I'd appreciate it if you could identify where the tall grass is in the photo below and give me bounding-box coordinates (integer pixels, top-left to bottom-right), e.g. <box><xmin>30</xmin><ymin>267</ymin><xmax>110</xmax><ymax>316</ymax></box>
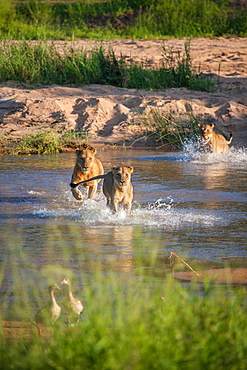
<box><xmin>0</xmin><ymin>40</ymin><xmax>213</xmax><ymax>92</ymax></box>
<box><xmin>132</xmin><ymin>110</ymin><xmax>202</xmax><ymax>148</ymax></box>
<box><xmin>1</xmin><ymin>235</ymin><xmax>247</xmax><ymax>369</ymax></box>
<box><xmin>0</xmin><ymin>0</ymin><xmax>246</xmax><ymax>40</ymax></box>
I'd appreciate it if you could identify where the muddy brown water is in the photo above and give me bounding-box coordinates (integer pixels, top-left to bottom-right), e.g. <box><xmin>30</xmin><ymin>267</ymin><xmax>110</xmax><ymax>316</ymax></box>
<box><xmin>0</xmin><ymin>144</ymin><xmax>247</xmax><ymax>320</ymax></box>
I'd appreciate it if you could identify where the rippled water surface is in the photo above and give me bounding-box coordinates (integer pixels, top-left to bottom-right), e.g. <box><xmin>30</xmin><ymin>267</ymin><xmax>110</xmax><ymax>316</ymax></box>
<box><xmin>1</xmin><ymin>145</ymin><xmax>247</xmax><ymax>318</ymax></box>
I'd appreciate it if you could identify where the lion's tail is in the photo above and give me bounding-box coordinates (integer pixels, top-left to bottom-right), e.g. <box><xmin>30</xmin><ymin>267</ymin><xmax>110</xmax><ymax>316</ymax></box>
<box><xmin>227</xmin><ymin>133</ymin><xmax>233</xmax><ymax>144</ymax></box>
<box><xmin>70</xmin><ymin>174</ymin><xmax>105</xmax><ymax>188</ymax></box>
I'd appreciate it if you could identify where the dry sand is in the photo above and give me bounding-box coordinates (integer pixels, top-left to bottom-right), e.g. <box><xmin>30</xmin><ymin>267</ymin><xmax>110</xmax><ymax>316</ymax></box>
<box><xmin>0</xmin><ymin>37</ymin><xmax>247</xmax><ymax>148</ymax></box>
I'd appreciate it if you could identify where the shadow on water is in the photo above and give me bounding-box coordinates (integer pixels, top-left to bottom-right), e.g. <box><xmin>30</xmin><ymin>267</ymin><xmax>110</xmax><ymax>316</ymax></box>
<box><xmin>0</xmin><ymin>196</ymin><xmax>44</xmax><ymax>204</ymax></box>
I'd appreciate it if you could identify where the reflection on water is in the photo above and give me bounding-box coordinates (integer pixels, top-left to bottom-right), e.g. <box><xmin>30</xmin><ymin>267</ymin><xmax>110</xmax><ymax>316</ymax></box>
<box><xmin>0</xmin><ymin>144</ymin><xmax>247</xmax><ymax>319</ymax></box>
<box><xmin>201</xmin><ymin>162</ymin><xmax>227</xmax><ymax>190</ymax></box>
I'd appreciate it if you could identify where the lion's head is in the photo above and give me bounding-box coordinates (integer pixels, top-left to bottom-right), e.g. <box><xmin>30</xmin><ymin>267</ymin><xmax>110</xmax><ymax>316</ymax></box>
<box><xmin>112</xmin><ymin>166</ymin><xmax>133</xmax><ymax>189</ymax></box>
<box><xmin>76</xmin><ymin>144</ymin><xmax>97</xmax><ymax>174</ymax></box>
<box><xmin>200</xmin><ymin>123</ymin><xmax>214</xmax><ymax>141</ymax></box>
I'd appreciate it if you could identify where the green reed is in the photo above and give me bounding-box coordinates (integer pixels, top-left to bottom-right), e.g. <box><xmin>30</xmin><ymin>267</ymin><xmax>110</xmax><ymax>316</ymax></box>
<box><xmin>0</xmin><ymin>40</ymin><xmax>213</xmax><ymax>91</ymax></box>
<box><xmin>0</xmin><ymin>0</ymin><xmax>246</xmax><ymax>40</ymax></box>
<box><xmin>129</xmin><ymin>108</ymin><xmax>202</xmax><ymax>148</ymax></box>
<box><xmin>0</xmin><ymin>222</ymin><xmax>247</xmax><ymax>369</ymax></box>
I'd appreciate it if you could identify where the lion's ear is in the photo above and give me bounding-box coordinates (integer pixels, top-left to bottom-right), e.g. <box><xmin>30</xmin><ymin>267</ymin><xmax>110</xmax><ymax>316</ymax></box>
<box><xmin>128</xmin><ymin>166</ymin><xmax>133</xmax><ymax>173</ymax></box>
<box><xmin>210</xmin><ymin>123</ymin><xmax>214</xmax><ymax>128</ymax></box>
<box><xmin>112</xmin><ymin>166</ymin><xmax>118</xmax><ymax>173</ymax></box>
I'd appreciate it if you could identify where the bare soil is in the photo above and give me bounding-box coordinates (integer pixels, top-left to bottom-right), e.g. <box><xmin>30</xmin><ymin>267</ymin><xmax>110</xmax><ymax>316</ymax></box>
<box><xmin>0</xmin><ymin>37</ymin><xmax>247</xmax><ymax>150</ymax></box>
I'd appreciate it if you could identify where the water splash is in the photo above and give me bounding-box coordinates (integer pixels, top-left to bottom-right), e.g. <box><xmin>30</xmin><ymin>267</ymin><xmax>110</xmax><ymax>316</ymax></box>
<box><xmin>28</xmin><ymin>190</ymin><xmax>45</xmax><ymax>196</ymax></box>
<box><xmin>181</xmin><ymin>139</ymin><xmax>247</xmax><ymax>164</ymax></box>
<box><xmin>32</xmin><ymin>193</ymin><xmax>222</xmax><ymax>229</ymax></box>
<box><xmin>147</xmin><ymin>197</ymin><xmax>174</xmax><ymax>210</ymax></box>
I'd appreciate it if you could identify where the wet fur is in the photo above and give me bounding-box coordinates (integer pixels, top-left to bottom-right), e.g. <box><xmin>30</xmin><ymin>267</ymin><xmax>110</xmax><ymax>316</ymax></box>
<box><xmin>70</xmin><ymin>143</ymin><xmax>104</xmax><ymax>200</ymax></box>
<box><xmin>70</xmin><ymin>166</ymin><xmax>134</xmax><ymax>212</ymax></box>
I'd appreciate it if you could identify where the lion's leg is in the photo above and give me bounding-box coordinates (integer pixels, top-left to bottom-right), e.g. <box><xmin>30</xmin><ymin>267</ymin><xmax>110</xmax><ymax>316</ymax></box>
<box><xmin>106</xmin><ymin>196</ymin><xmax>117</xmax><ymax>212</ymax></box>
<box><xmin>88</xmin><ymin>183</ymin><xmax>97</xmax><ymax>199</ymax></box>
<box><xmin>222</xmin><ymin>144</ymin><xmax>229</xmax><ymax>153</ymax></box>
<box><xmin>124</xmin><ymin>202</ymin><xmax>132</xmax><ymax>214</ymax></box>
<box><xmin>71</xmin><ymin>186</ymin><xmax>84</xmax><ymax>200</ymax></box>
<box><xmin>111</xmin><ymin>200</ymin><xmax>118</xmax><ymax>213</ymax></box>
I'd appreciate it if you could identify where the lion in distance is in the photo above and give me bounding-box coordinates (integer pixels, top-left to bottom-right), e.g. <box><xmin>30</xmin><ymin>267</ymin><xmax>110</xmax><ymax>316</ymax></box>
<box><xmin>199</xmin><ymin>123</ymin><xmax>232</xmax><ymax>154</ymax></box>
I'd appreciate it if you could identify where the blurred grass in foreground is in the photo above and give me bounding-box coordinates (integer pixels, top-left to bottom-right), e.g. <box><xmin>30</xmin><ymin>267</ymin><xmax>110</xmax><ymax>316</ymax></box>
<box><xmin>0</xmin><ymin>223</ymin><xmax>247</xmax><ymax>369</ymax></box>
<box><xmin>1</xmin><ymin>275</ymin><xmax>247</xmax><ymax>369</ymax></box>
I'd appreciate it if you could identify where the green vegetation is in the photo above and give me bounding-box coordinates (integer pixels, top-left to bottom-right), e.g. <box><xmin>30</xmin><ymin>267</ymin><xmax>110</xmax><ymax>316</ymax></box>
<box><xmin>0</xmin><ymin>40</ymin><xmax>213</xmax><ymax>90</ymax></box>
<box><xmin>0</xmin><ymin>40</ymin><xmax>210</xmax><ymax>154</ymax></box>
<box><xmin>131</xmin><ymin>108</ymin><xmax>202</xmax><ymax>148</ymax></box>
<box><xmin>150</xmin><ymin>112</ymin><xmax>201</xmax><ymax>148</ymax></box>
<box><xmin>1</xmin><ymin>1</ymin><xmax>242</xmax><ymax>153</ymax></box>
<box><xmin>1</xmin><ymin>255</ymin><xmax>247</xmax><ymax>368</ymax></box>
<box><xmin>2</xmin><ymin>284</ymin><xmax>247</xmax><ymax>369</ymax></box>
<box><xmin>0</xmin><ymin>130</ymin><xmax>89</xmax><ymax>155</ymax></box>
<box><xmin>1</xmin><ymin>208</ymin><xmax>247</xmax><ymax>369</ymax></box>
<box><xmin>0</xmin><ymin>0</ymin><xmax>246</xmax><ymax>40</ymax></box>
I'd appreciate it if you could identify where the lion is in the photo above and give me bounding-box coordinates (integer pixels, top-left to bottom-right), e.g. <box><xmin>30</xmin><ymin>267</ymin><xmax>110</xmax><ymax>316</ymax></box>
<box><xmin>70</xmin><ymin>143</ymin><xmax>104</xmax><ymax>200</ymax></box>
<box><xmin>199</xmin><ymin>123</ymin><xmax>232</xmax><ymax>154</ymax></box>
<box><xmin>70</xmin><ymin>166</ymin><xmax>134</xmax><ymax>212</ymax></box>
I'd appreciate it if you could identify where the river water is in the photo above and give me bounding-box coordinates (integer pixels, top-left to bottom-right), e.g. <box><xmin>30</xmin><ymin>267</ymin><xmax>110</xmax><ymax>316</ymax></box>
<box><xmin>0</xmin><ymin>144</ymin><xmax>247</xmax><ymax>319</ymax></box>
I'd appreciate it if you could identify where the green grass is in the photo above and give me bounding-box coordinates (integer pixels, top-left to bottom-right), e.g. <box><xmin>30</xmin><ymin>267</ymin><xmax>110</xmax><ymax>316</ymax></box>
<box><xmin>0</xmin><ymin>0</ymin><xmax>246</xmax><ymax>40</ymax></box>
<box><xmin>1</xmin><ymin>268</ymin><xmax>247</xmax><ymax>369</ymax></box>
<box><xmin>1</xmin><ymin>222</ymin><xmax>247</xmax><ymax>369</ymax></box>
<box><xmin>0</xmin><ymin>40</ymin><xmax>213</xmax><ymax>91</ymax></box>
<box><xmin>131</xmin><ymin>110</ymin><xmax>202</xmax><ymax>148</ymax></box>
<box><xmin>0</xmin><ymin>130</ymin><xmax>89</xmax><ymax>155</ymax></box>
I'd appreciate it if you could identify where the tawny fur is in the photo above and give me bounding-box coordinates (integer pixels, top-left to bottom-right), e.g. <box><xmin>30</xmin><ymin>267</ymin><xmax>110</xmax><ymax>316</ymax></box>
<box><xmin>70</xmin><ymin>166</ymin><xmax>134</xmax><ymax>212</ymax></box>
<box><xmin>70</xmin><ymin>143</ymin><xmax>104</xmax><ymax>200</ymax></box>
<box><xmin>200</xmin><ymin>123</ymin><xmax>232</xmax><ymax>154</ymax></box>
